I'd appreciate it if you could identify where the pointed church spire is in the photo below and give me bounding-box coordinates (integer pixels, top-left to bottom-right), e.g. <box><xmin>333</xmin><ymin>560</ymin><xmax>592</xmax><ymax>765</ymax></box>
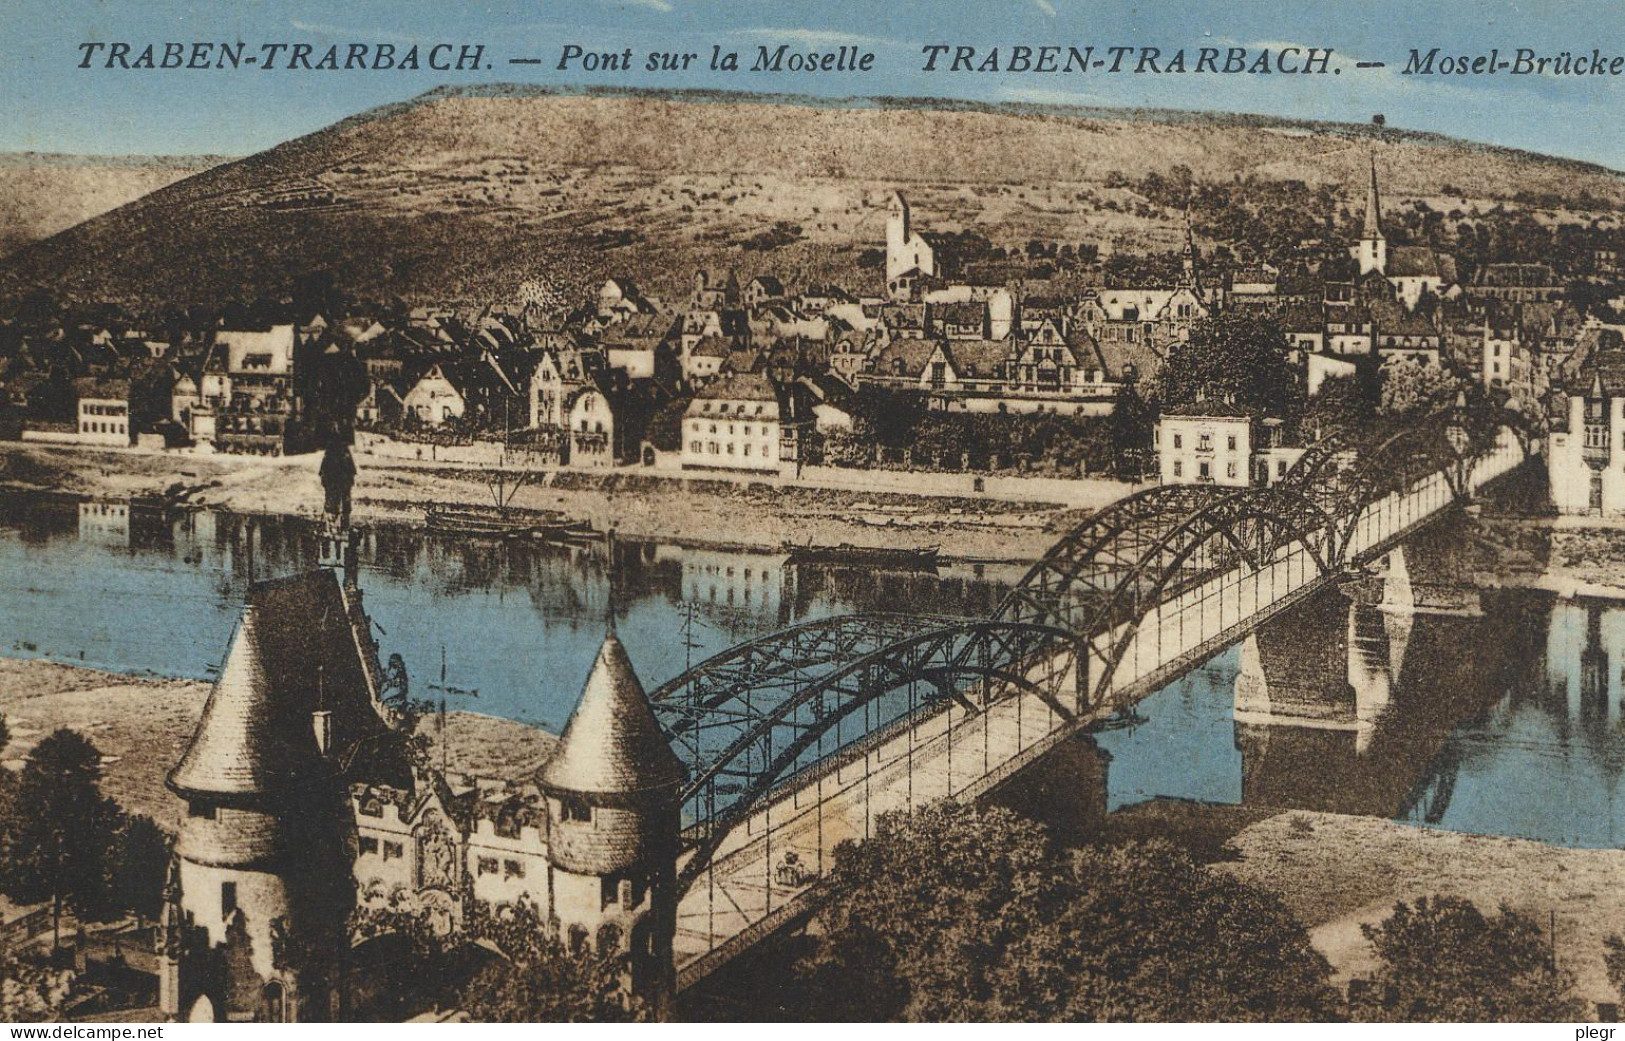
<box><xmin>604</xmin><ymin>527</ymin><xmax>618</xmax><ymax>637</ymax></box>
<box><xmin>1181</xmin><ymin>197</ymin><xmax>1201</xmax><ymax>295</ymax></box>
<box><xmin>1363</xmin><ymin>152</ymin><xmax>1384</xmax><ymax>241</ymax></box>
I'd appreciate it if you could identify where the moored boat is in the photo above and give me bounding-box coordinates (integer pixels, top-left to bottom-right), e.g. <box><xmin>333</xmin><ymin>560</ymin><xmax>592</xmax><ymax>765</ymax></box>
<box><xmin>783</xmin><ymin>542</ymin><xmax>939</xmax><ymax>571</ymax></box>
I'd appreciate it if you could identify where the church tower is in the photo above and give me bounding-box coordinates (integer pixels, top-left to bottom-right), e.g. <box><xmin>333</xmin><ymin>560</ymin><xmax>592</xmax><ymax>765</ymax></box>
<box><xmin>1180</xmin><ymin>202</ymin><xmax>1203</xmax><ymax>297</ymax></box>
<box><xmin>159</xmin><ymin>602</ymin><xmax>355</xmax><ymax>1022</ymax></box>
<box><xmin>1358</xmin><ymin>153</ymin><xmax>1388</xmax><ymax>276</ymax></box>
<box><xmin>885</xmin><ymin>190</ymin><xmax>935</xmax><ymax>301</ymax></box>
<box><xmin>540</xmin><ymin>631</ymin><xmax>686</xmax><ymax>1019</ymax></box>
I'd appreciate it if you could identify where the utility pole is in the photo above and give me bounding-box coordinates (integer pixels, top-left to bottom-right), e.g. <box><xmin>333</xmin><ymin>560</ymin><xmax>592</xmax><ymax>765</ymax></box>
<box><xmin>426</xmin><ymin>644</ymin><xmax>478</xmax><ymax>777</ymax></box>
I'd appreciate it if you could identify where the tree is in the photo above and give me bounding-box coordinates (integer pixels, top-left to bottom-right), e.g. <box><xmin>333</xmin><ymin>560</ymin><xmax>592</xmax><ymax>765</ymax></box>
<box><xmin>0</xmin><ymin>730</ymin><xmax>123</xmax><ymax>944</ymax></box>
<box><xmin>1158</xmin><ymin>314</ymin><xmax>1297</xmax><ymax>414</ymax></box>
<box><xmin>1352</xmin><ymin>896</ymin><xmax>1585</xmax><ymax>1022</ymax></box>
<box><xmin>1380</xmin><ymin>358</ymin><xmax>1463</xmax><ymax>417</ymax></box>
<box><xmin>1603</xmin><ymin>934</ymin><xmax>1625</xmax><ymax>1010</ymax></box>
<box><xmin>458</xmin><ymin>901</ymin><xmax>644</xmax><ymax>1023</ymax></box>
<box><xmin>789</xmin><ymin>802</ymin><xmax>1338</xmax><ymax>1022</ymax></box>
<box><xmin>111</xmin><ymin>815</ymin><xmax>171</xmax><ymax>923</ymax></box>
<box><xmin>1108</xmin><ymin>383</ymin><xmax>1154</xmax><ymax>479</ymax></box>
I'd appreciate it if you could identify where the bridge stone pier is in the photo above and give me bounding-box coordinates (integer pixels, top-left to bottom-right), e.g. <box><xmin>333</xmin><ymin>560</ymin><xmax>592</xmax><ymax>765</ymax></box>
<box><xmin>1379</xmin><ymin>507</ymin><xmax>1483</xmax><ymax>616</ymax></box>
<box><xmin>986</xmin><ymin>734</ymin><xmax>1111</xmax><ymax>846</ymax></box>
<box><xmin>1233</xmin><ymin>587</ymin><xmax>1361</xmax><ymax>731</ymax></box>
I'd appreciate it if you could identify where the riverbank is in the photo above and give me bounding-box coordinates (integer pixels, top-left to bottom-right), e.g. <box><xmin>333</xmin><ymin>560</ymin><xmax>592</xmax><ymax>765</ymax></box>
<box><xmin>0</xmin><ymin>442</ymin><xmax>1095</xmax><ymax>563</ymax></box>
<box><xmin>1110</xmin><ymin>800</ymin><xmax>1625</xmax><ymax>1006</ymax></box>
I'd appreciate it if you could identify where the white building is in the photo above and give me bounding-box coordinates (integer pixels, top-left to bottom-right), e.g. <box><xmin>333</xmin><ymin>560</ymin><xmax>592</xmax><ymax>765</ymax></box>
<box><xmin>73</xmin><ymin>377</ymin><xmax>132</xmax><ymax>446</ymax></box>
<box><xmin>681</xmin><ymin>371</ymin><xmax>795</xmax><ymax>475</ymax></box>
<box><xmin>401</xmin><ymin>364</ymin><xmax>467</xmax><ymax>425</ymax></box>
<box><xmin>885</xmin><ymin>191</ymin><xmax>935</xmax><ymax>301</ymax></box>
<box><xmin>1156</xmin><ymin>401</ymin><xmax>1252</xmax><ymax>487</ymax></box>
<box><xmin>1549</xmin><ymin>361</ymin><xmax>1625</xmax><ymax>516</ymax></box>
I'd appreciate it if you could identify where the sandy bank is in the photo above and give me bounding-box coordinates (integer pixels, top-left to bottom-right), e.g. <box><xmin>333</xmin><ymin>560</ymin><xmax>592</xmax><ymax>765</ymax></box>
<box><xmin>0</xmin><ymin>443</ymin><xmax>1080</xmax><ymax>563</ymax></box>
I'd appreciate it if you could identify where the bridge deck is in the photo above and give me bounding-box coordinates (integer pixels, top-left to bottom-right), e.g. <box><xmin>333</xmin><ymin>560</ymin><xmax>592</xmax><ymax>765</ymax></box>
<box><xmin>673</xmin><ymin>432</ymin><xmax>1528</xmax><ymax>989</ymax></box>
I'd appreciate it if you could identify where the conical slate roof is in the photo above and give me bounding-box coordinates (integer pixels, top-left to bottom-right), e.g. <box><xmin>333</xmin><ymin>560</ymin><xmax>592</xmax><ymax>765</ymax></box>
<box><xmin>539</xmin><ymin>635</ymin><xmax>685</xmax><ymax>797</ymax></box>
<box><xmin>168</xmin><ymin>605</ymin><xmax>301</xmax><ymax>797</ymax></box>
<box><xmin>1363</xmin><ymin>154</ymin><xmax>1384</xmax><ymax>240</ymax></box>
<box><xmin>168</xmin><ymin>569</ymin><xmax>399</xmax><ymax>799</ymax></box>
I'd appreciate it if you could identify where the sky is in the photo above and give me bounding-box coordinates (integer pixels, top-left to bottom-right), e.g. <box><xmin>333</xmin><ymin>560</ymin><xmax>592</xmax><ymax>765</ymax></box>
<box><xmin>2</xmin><ymin>0</ymin><xmax>1624</xmax><ymax>168</ymax></box>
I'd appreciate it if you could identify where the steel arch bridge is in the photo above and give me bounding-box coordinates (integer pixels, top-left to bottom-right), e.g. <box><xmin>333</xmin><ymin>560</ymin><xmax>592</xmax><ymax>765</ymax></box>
<box><xmin>650</xmin><ymin>401</ymin><xmax>1529</xmax><ymax>890</ymax></box>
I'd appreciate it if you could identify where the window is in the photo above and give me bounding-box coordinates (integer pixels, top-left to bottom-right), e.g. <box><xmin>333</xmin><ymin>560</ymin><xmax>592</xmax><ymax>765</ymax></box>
<box><xmin>1197</xmin><ymin>433</ymin><xmax>1212</xmax><ymax>452</ymax></box>
<box><xmin>504</xmin><ymin>859</ymin><xmax>524</xmax><ymax>880</ymax></box>
<box><xmin>1227</xmin><ymin>435</ymin><xmax>1237</xmax><ymax>451</ymax></box>
<box><xmin>690</xmin><ymin>441</ymin><xmax>701</xmax><ymax>454</ymax></box>
<box><xmin>560</xmin><ymin>795</ymin><xmax>592</xmax><ymax>823</ymax></box>
<box><xmin>1172</xmin><ymin>433</ymin><xmax>1182</xmax><ymax>450</ymax></box>
<box><xmin>383</xmin><ymin>841</ymin><xmax>404</xmax><ymax>860</ymax></box>
<box><xmin>1173</xmin><ymin>460</ymin><xmax>1183</xmax><ymax>478</ymax></box>
<box><xmin>744</xmin><ymin>444</ymin><xmax>753</xmax><ymax>457</ymax></box>
<box><xmin>221</xmin><ymin>882</ymin><xmax>237</xmax><ymax>915</ymax></box>
<box><xmin>359</xmin><ymin>836</ymin><xmax>379</xmax><ymax>855</ymax></box>
<box><xmin>478</xmin><ymin>857</ymin><xmax>498</xmax><ymax>876</ymax></box>
<box><xmin>1199</xmin><ymin>461</ymin><xmax>1212</xmax><ymax>480</ymax></box>
<box><xmin>1227</xmin><ymin>462</ymin><xmax>1238</xmax><ymax>480</ymax></box>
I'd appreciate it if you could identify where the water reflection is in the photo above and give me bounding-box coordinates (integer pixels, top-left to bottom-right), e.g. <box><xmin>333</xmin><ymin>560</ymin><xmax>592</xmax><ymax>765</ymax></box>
<box><xmin>1096</xmin><ymin>588</ymin><xmax>1625</xmax><ymax>848</ymax></box>
<box><xmin>0</xmin><ymin>494</ymin><xmax>1021</xmax><ymax>731</ymax></box>
<box><xmin>11</xmin><ymin>493</ymin><xmax>1625</xmax><ymax>847</ymax></box>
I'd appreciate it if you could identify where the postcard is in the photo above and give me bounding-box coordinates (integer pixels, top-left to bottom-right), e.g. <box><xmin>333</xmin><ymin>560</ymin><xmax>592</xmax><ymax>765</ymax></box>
<box><xmin>0</xmin><ymin>0</ymin><xmax>1622</xmax><ymax>1027</ymax></box>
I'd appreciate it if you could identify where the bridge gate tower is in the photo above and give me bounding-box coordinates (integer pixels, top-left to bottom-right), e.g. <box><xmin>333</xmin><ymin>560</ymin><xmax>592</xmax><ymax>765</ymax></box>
<box><xmin>539</xmin><ymin>630</ymin><xmax>687</xmax><ymax>1019</ymax></box>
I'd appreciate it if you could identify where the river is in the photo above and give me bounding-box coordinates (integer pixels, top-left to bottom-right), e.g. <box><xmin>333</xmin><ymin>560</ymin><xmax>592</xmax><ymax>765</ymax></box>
<box><xmin>3</xmin><ymin>495</ymin><xmax>1622</xmax><ymax>848</ymax></box>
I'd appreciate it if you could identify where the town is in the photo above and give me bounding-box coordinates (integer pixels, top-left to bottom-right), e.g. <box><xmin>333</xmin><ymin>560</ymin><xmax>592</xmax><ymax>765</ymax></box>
<box><xmin>1</xmin><ymin>157</ymin><xmax>1622</xmax><ymax>517</ymax></box>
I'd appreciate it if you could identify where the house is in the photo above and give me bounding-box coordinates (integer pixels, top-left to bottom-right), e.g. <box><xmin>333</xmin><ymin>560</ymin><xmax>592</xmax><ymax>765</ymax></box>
<box><xmin>355</xmin><ymin>380</ymin><xmax>404</xmax><ymax>427</ymax></box>
<box><xmin>530</xmin><ymin>347</ymin><xmax>604</xmax><ymax>430</ymax></box>
<box><xmin>1480</xmin><ymin>315</ymin><xmax>1532</xmax><ymax>396</ymax></box>
<box><xmin>1471</xmin><ymin>263</ymin><xmax>1565</xmax><ymax>304</ymax></box>
<box><xmin>401</xmin><ymin>363</ymin><xmax>468</xmax><ymax>426</ymax></box>
<box><xmin>685</xmin><ymin>336</ymin><xmax>733</xmax><ymax>382</ymax></box>
<box><xmin>743</xmin><ymin>275</ymin><xmax>785</xmax><ymax>310</ymax></box>
<box><xmin>199</xmin><ymin>325</ymin><xmax>305</xmax><ymax>454</ymax></box>
<box><xmin>567</xmin><ymin>372</ymin><xmax>662</xmax><ymax>468</ymax></box>
<box><xmin>1156</xmin><ymin>397</ymin><xmax>1253</xmax><ymax>487</ymax></box>
<box><xmin>691</xmin><ymin>270</ymin><xmax>740</xmax><ymax>311</ymax></box>
<box><xmin>171</xmin><ymin>373</ymin><xmax>200</xmax><ymax>425</ymax></box>
<box><xmin>604</xmin><ymin>314</ymin><xmax>678</xmax><ymax>381</ymax></box>
<box><xmin>72</xmin><ymin>377</ymin><xmax>132</xmax><ymax>446</ymax></box>
<box><xmin>1548</xmin><ymin>348</ymin><xmax>1625</xmax><ymax>516</ymax></box>
<box><xmin>929</xmin><ymin>300</ymin><xmax>988</xmax><ymax>340</ymax></box>
<box><xmin>862</xmin><ymin>338</ymin><xmax>941</xmax><ymax>390</ymax></box>
<box><xmin>1227</xmin><ymin>264</ymin><xmax>1281</xmax><ymax>309</ymax></box>
<box><xmin>680</xmin><ymin>371</ymin><xmax>805</xmax><ymax>475</ymax></box>
<box><xmin>1306</xmin><ymin>352</ymin><xmax>1360</xmax><ymax>397</ymax></box>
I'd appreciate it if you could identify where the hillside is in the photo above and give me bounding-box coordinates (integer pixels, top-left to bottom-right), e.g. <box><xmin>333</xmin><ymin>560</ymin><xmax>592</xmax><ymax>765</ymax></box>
<box><xmin>0</xmin><ymin>153</ymin><xmax>226</xmax><ymax>258</ymax></box>
<box><xmin>2</xmin><ymin>86</ymin><xmax>1622</xmax><ymax>310</ymax></box>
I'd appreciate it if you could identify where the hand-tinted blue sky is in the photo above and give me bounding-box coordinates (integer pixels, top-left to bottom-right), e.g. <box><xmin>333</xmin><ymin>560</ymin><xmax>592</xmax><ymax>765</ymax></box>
<box><xmin>3</xmin><ymin>0</ymin><xmax>1622</xmax><ymax>169</ymax></box>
